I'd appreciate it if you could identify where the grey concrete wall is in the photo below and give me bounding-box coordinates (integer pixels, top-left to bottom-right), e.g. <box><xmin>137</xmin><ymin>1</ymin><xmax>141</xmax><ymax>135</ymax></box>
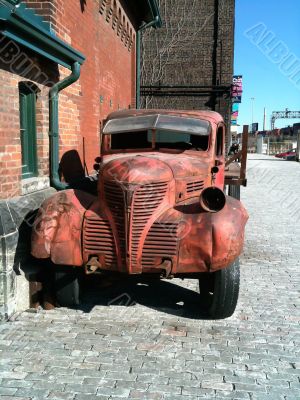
<box><xmin>0</xmin><ymin>188</ymin><xmax>55</xmax><ymax>320</ymax></box>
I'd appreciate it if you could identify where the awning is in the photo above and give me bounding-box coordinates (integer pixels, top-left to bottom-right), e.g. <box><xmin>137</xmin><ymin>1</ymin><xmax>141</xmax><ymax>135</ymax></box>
<box><xmin>0</xmin><ymin>0</ymin><xmax>85</xmax><ymax>69</ymax></box>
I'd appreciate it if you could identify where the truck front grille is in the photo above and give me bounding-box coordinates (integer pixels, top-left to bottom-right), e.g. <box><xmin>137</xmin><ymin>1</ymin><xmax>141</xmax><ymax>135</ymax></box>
<box><xmin>83</xmin><ymin>216</ymin><xmax>117</xmax><ymax>267</ymax></box>
<box><xmin>103</xmin><ymin>180</ymin><xmax>168</xmax><ymax>270</ymax></box>
<box><xmin>186</xmin><ymin>180</ymin><xmax>204</xmax><ymax>193</ymax></box>
<box><xmin>104</xmin><ymin>181</ymin><xmax>126</xmax><ymax>264</ymax></box>
<box><xmin>131</xmin><ymin>182</ymin><xmax>168</xmax><ymax>267</ymax></box>
<box><xmin>142</xmin><ymin>222</ymin><xmax>179</xmax><ymax>268</ymax></box>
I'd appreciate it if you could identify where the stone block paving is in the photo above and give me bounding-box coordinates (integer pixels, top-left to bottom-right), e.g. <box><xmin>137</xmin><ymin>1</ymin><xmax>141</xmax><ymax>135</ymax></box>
<box><xmin>0</xmin><ymin>155</ymin><xmax>299</xmax><ymax>399</ymax></box>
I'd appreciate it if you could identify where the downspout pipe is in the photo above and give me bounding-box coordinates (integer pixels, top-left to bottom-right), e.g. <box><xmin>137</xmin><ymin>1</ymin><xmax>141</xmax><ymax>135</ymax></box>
<box><xmin>49</xmin><ymin>62</ymin><xmax>81</xmax><ymax>190</ymax></box>
<box><xmin>136</xmin><ymin>16</ymin><xmax>160</xmax><ymax>109</ymax></box>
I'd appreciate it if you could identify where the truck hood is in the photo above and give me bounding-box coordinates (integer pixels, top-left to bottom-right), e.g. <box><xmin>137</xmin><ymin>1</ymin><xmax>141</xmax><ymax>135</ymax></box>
<box><xmin>101</xmin><ymin>152</ymin><xmax>211</xmax><ymax>183</ymax></box>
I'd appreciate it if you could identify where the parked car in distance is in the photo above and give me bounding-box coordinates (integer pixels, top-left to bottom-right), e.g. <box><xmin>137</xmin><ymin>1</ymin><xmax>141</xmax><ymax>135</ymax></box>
<box><xmin>275</xmin><ymin>148</ymin><xmax>296</xmax><ymax>159</ymax></box>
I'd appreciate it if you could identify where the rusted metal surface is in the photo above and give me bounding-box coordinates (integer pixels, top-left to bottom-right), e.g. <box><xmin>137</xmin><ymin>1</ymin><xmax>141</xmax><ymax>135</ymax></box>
<box><xmin>176</xmin><ymin>196</ymin><xmax>248</xmax><ymax>273</ymax></box>
<box><xmin>32</xmin><ymin>109</ymin><xmax>248</xmax><ymax>278</ymax></box>
<box><xmin>31</xmin><ymin>189</ymin><xmax>96</xmax><ymax>265</ymax></box>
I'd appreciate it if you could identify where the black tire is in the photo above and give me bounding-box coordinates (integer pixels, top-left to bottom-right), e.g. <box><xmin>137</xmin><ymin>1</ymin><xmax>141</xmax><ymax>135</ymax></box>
<box><xmin>55</xmin><ymin>269</ymin><xmax>81</xmax><ymax>307</ymax></box>
<box><xmin>228</xmin><ymin>184</ymin><xmax>240</xmax><ymax>200</ymax></box>
<box><xmin>199</xmin><ymin>259</ymin><xmax>240</xmax><ymax>319</ymax></box>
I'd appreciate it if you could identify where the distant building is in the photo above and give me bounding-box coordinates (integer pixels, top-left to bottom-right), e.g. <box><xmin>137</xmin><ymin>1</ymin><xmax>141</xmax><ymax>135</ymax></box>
<box><xmin>140</xmin><ymin>0</ymin><xmax>235</xmax><ymax>145</ymax></box>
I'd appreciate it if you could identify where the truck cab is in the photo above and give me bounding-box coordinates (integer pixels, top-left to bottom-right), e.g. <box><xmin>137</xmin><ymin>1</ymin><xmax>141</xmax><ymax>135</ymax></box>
<box><xmin>32</xmin><ymin>109</ymin><xmax>248</xmax><ymax>318</ymax></box>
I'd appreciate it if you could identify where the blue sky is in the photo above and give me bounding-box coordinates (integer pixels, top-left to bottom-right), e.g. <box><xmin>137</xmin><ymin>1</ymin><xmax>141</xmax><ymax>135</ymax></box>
<box><xmin>235</xmin><ymin>0</ymin><xmax>300</xmax><ymax>131</ymax></box>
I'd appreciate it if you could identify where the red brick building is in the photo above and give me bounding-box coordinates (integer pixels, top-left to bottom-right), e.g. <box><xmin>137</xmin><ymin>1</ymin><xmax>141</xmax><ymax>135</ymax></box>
<box><xmin>0</xmin><ymin>0</ymin><xmax>161</xmax><ymax>319</ymax></box>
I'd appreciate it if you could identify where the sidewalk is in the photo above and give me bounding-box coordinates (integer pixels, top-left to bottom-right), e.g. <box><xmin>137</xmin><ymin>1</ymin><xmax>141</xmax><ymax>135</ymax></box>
<box><xmin>0</xmin><ymin>154</ymin><xmax>299</xmax><ymax>400</ymax></box>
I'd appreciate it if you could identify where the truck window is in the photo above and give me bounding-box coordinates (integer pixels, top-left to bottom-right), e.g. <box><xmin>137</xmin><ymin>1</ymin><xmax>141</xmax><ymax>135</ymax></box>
<box><xmin>103</xmin><ymin>114</ymin><xmax>211</xmax><ymax>152</ymax></box>
<box><xmin>111</xmin><ymin>131</ymin><xmax>150</xmax><ymax>150</ymax></box>
<box><xmin>149</xmin><ymin>130</ymin><xmax>209</xmax><ymax>151</ymax></box>
<box><xmin>108</xmin><ymin>130</ymin><xmax>209</xmax><ymax>151</ymax></box>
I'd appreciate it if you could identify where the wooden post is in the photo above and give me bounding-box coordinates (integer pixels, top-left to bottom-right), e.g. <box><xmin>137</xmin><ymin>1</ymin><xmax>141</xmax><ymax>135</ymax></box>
<box><xmin>240</xmin><ymin>125</ymin><xmax>248</xmax><ymax>183</ymax></box>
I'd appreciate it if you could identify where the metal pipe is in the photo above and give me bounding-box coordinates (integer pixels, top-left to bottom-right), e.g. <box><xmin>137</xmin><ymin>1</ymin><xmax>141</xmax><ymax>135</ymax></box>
<box><xmin>49</xmin><ymin>62</ymin><xmax>81</xmax><ymax>190</ymax></box>
<box><xmin>199</xmin><ymin>187</ymin><xmax>226</xmax><ymax>213</ymax></box>
<box><xmin>141</xmin><ymin>85</ymin><xmax>231</xmax><ymax>89</ymax></box>
<box><xmin>136</xmin><ymin>16</ymin><xmax>160</xmax><ymax>109</ymax></box>
<box><xmin>136</xmin><ymin>29</ymin><xmax>141</xmax><ymax>109</ymax></box>
<box><xmin>140</xmin><ymin>92</ymin><xmax>229</xmax><ymax>97</ymax></box>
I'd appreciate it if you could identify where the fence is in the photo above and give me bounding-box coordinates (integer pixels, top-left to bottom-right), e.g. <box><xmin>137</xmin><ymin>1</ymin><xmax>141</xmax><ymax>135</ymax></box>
<box><xmin>267</xmin><ymin>141</ymin><xmax>296</xmax><ymax>155</ymax></box>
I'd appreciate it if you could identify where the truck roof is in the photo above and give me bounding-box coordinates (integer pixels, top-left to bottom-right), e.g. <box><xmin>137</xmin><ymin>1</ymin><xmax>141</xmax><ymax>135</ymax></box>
<box><xmin>106</xmin><ymin>109</ymin><xmax>224</xmax><ymax>125</ymax></box>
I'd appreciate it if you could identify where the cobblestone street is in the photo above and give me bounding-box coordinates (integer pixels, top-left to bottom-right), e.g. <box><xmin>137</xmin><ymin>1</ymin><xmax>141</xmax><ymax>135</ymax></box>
<box><xmin>0</xmin><ymin>154</ymin><xmax>299</xmax><ymax>400</ymax></box>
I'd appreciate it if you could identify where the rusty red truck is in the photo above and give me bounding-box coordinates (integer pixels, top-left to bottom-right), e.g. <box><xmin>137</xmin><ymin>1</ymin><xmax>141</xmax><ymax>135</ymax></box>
<box><xmin>31</xmin><ymin>109</ymin><xmax>248</xmax><ymax>318</ymax></box>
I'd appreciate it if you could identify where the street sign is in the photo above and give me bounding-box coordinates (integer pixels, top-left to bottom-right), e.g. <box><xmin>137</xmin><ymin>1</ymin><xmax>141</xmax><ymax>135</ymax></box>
<box><xmin>232</xmin><ymin>75</ymin><xmax>243</xmax><ymax>103</ymax></box>
<box><xmin>250</xmin><ymin>123</ymin><xmax>258</xmax><ymax>133</ymax></box>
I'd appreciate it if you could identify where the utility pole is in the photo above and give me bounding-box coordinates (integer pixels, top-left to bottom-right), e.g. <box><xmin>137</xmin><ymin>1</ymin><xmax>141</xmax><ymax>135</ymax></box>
<box><xmin>263</xmin><ymin>107</ymin><xmax>267</xmax><ymax>131</ymax></box>
<box><xmin>250</xmin><ymin>97</ymin><xmax>255</xmax><ymax>127</ymax></box>
<box><xmin>263</xmin><ymin>107</ymin><xmax>269</xmax><ymax>154</ymax></box>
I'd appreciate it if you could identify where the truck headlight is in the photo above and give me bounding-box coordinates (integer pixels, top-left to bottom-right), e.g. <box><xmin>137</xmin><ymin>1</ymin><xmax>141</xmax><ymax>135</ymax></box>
<box><xmin>199</xmin><ymin>187</ymin><xmax>226</xmax><ymax>213</ymax></box>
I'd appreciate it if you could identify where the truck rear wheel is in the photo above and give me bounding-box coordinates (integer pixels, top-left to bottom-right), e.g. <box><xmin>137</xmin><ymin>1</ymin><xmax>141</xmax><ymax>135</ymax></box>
<box><xmin>198</xmin><ymin>259</ymin><xmax>240</xmax><ymax>319</ymax></box>
<box><xmin>55</xmin><ymin>268</ymin><xmax>81</xmax><ymax>307</ymax></box>
<box><xmin>228</xmin><ymin>184</ymin><xmax>240</xmax><ymax>200</ymax></box>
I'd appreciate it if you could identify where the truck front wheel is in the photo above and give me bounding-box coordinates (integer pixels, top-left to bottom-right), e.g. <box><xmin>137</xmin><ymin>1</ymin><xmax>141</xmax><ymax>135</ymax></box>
<box><xmin>198</xmin><ymin>259</ymin><xmax>240</xmax><ymax>319</ymax></box>
<box><xmin>55</xmin><ymin>268</ymin><xmax>81</xmax><ymax>307</ymax></box>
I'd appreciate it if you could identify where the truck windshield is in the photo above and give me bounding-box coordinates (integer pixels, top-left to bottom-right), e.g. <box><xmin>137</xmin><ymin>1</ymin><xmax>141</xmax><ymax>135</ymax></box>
<box><xmin>103</xmin><ymin>114</ymin><xmax>210</xmax><ymax>151</ymax></box>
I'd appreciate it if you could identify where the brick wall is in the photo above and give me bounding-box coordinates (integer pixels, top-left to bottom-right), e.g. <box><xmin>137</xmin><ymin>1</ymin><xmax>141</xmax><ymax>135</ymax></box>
<box><xmin>55</xmin><ymin>0</ymin><xmax>136</xmax><ymax>172</ymax></box>
<box><xmin>0</xmin><ymin>66</ymin><xmax>22</xmax><ymax>198</ymax></box>
<box><xmin>0</xmin><ymin>0</ymin><xmax>137</xmax><ymax>199</ymax></box>
<box><xmin>141</xmin><ymin>0</ymin><xmax>235</xmax><ymax>136</ymax></box>
<box><xmin>0</xmin><ymin>42</ymin><xmax>57</xmax><ymax>199</ymax></box>
<box><xmin>24</xmin><ymin>0</ymin><xmax>137</xmax><ymax>174</ymax></box>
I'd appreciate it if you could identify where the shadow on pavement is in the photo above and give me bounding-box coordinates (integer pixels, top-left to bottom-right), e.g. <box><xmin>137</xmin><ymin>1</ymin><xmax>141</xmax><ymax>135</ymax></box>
<box><xmin>78</xmin><ymin>275</ymin><xmax>212</xmax><ymax>320</ymax></box>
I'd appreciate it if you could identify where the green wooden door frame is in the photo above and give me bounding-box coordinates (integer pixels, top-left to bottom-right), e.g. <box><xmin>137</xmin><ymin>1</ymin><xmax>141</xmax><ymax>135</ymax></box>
<box><xmin>19</xmin><ymin>82</ymin><xmax>38</xmax><ymax>179</ymax></box>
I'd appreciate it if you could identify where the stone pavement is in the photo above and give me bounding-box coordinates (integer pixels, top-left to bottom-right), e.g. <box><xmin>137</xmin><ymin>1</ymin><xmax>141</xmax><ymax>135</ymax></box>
<box><xmin>0</xmin><ymin>154</ymin><xmax>299</xmax><ymax>400</ymax></box>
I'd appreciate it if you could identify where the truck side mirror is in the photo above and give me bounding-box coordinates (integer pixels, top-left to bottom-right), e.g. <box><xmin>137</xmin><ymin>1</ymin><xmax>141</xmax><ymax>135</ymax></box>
<box><xmin>94</xmin><ymin>156</ymin><xmax>103</xmax><ymax>173</ymax></box>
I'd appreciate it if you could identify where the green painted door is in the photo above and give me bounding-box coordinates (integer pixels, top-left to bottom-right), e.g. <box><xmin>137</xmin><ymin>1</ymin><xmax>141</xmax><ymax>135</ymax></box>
<box><xmin>19</xmin><ymin>83</ymin><xmax>38</xmax><ymax>179</ymax></box>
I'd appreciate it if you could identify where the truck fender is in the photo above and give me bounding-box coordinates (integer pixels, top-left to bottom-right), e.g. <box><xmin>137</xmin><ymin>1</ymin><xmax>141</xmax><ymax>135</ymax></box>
<box><xmin>177</xmin><ymin>196</ymin><xmax>248</xmax><ymax>273</ymax></box>
<box><xmin>31</xmin><ymin>189</ymin><xmax>96</xmax><ymax>266</ymax></box>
